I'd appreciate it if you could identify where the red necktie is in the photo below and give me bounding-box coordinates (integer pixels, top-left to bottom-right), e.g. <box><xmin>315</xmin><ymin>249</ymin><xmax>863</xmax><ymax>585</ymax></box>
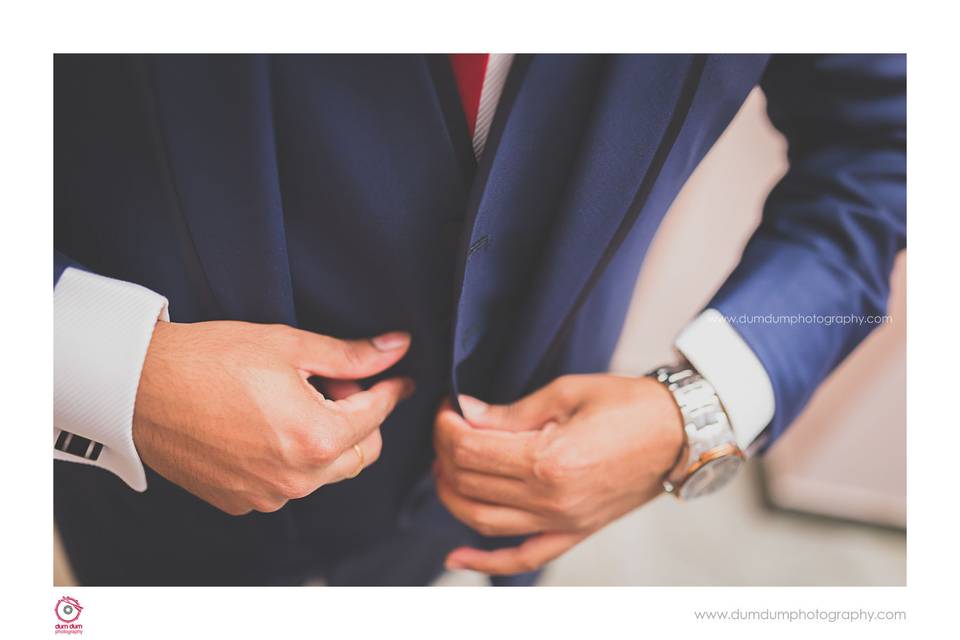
<box><xmin>448</xmin><ymin>54</ymin><xmax>490</xmax><ymax>139</ymax></box>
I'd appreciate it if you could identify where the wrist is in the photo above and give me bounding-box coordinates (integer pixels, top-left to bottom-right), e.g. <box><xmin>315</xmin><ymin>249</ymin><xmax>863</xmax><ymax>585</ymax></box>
<box><xmin>632</xmin><ymin>376</ymin><xmax>686</xmax><ymax>476</ymax></box>
<box><xmin>132</xmin><ymin>320</ymin><xmax>178</xmax><ymax>453</ymax></box>
<box><xmin>648</xmin><ymin>376</ymin><xmax>687</xmax><ymax>478</ymax></box>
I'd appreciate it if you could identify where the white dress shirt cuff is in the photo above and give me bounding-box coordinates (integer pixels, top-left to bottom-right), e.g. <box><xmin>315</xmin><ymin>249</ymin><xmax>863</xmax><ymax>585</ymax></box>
<box><xmin>54</xmin><ymin>267</ymin><xmax>169</xmax><ymax>491</ymax></box>
<box><xmin>674</xmin><ymin>308</ymin><xmax>775</xmax><ymax>451</ymax></box>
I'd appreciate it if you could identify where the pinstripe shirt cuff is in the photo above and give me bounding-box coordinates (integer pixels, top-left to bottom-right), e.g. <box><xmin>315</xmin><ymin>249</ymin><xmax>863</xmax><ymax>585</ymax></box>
<box><xmin>54</xmin><ymin>267</ymin><xmax>169</xmax><ymax>491</ymax></box>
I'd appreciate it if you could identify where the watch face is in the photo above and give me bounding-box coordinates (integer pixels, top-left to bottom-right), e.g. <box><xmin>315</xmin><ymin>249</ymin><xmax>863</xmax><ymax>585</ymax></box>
<box><xmin>678</xmin><ymin>455</ymin><xmax>743</xmax><ymax>500</ymax></box>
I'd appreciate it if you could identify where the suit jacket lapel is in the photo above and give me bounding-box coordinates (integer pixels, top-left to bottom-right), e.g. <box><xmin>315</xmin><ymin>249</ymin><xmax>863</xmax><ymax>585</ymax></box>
<box><xmin>448</xmin><ymin>55</ymin><xmax>533</xmax><ymax>401</ymax></box>
<box><xmin>493</xmin><ymin>54</ymin><xmax>708</xmax><ymax>399</ymax></box>
<box><xmin>423</xmin><ymin>55</ymin><xmax>478</xmax><ymax>188</ymax></box>
<box><xmin>146</xmin><ymin>54</ymin><xmax>297</xmax><ymax>324</ymax></box>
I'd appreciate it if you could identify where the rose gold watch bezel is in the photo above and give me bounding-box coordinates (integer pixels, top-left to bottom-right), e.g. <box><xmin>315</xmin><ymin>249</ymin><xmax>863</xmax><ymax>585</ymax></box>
<box><xmin>667</xmin><ymin>442</ymin><xmax>744</xmax><ymax>497</ymax></box>
<box><xmin>685</xmin><ymin>442</ymin><xmax>744</xmax><ymax>478</ymax></box>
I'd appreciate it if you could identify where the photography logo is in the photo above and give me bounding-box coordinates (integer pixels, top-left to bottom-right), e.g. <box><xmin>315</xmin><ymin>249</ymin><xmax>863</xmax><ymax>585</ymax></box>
<box><xmin>54</xmin><ymin>596</ymin><xmax>84</xmax><ymax>635</ymax></box>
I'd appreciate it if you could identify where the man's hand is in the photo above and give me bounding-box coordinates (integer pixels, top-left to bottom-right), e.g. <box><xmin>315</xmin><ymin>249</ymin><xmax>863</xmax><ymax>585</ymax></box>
<box><xmin>133</xmin><ymin>320</ymin><xmax>414</xmax><ymax>515</ymax></box>
<box><xmin>433</xmin><ymin>374</ymin><xmax>683</xmax><ymax>575</ymax></box>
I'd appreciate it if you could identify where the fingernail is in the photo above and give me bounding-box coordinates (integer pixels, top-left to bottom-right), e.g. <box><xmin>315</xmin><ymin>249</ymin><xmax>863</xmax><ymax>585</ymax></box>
<box><xmin>372</xmin><ymin>331</ymin><xmax>410</xmax><ymax>351</ymax></box>
<box><xmin>445</xmin><ymin>557</ymin><xmax>464</xmax><ymax>570</ymax></box>
<box><xmin>458</xmin><ymin>394</ymin><xmax>488</xmax><ymax>420</ymax></box>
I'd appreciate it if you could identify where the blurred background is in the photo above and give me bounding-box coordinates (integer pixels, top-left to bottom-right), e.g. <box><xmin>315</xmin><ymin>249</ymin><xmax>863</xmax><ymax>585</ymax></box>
<box><xmin>55</xmin><ymin>88</ymin><xmax>906</xmax><ymax>587</ymax></box>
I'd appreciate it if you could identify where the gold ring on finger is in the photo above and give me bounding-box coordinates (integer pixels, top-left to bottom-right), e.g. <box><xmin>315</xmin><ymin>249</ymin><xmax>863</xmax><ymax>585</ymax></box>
<box><xmin>349</xmin><ymin>443</ymin><xmax>365</xmax><ymax>478</ymax></box>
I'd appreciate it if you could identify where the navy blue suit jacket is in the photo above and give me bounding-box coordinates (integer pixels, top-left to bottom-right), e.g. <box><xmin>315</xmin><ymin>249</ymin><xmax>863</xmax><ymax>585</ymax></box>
<box><xmin>54</xmin><ymin>54</ymin><xmax>905</xmax><ymax>585</ymax></box>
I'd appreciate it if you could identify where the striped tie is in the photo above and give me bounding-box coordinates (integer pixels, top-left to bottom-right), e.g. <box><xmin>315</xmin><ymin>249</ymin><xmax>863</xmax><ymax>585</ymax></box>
<box><xmin>448</xmin><ymin>54</ymin><xmax>514</xmax><ymax>158</ymax></box>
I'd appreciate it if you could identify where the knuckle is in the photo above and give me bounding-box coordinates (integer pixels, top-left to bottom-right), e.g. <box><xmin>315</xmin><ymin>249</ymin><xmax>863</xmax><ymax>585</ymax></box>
<box><xmin>281</xmin><ymin>425</ymin><xmax>332</xmax><ymax>466</ymax></box>
<box><xmin>293</xmin><ymin>480</ymin><xmax>319</xmax><ymax>499</ymax></box>
<box><xmin>453</xmin><ymin>472</ymin><xmax>476</xmax><ymax>496</ymax></box>
<box><xmin>367</xmin><ymin>430</ymin><xmax>383</xmax><ymax>463</ymax></box>
<box><xmin>500</xmin><ymin>402</ymin><xmax>523</xmax><ymax>427</ymax></box>
<box><xmin>251</xmin><ymin>495</ymin><xmax>286</xmax><ymax>513</ymax></box>
<box><xmin>435</xmin><ymin>401</ymin><xmax>454</xmax><ymax>421</ymax></box>
<box><xmin>447</xmin><ymin>470</ymin><xmax>471</xmax><ymax>496</ymax></box>
<box><xmin>533</xmin><ymin>454</ymin><xmax>570</xmax><ymax>485</ymax></box>
<box><xmin>451</xmin><ymin>440</ymin><xmax>474</xmax><ymax>468</ymax></box>
<box><xmin>272</xmin><ymin>472</ymin><xmax>310</xmax><ymax>500</ymax></box>
<box><xmin>276</xmin><ymin>429</ymin><xmax>305</xmax><ymax>466</ymax></box>
<box><xmin>337</xmin><ymin>340</ymin><xmax>366</xmax><ymax>370</ymax></box>
<box><xmin>365</xmin><ymin>391</ymin><xmax>392</xmax><ymax>422</ymax></box>
<box><xmin>550</xmin><ymin>495</ymin><xmax>592</xmax><ymax>530</ymax></box>
<box><xmin>558</xmin><ymin>508</ymin><xmax>584</xmax><ymax>530</ymax></box>
<box><xmin>434</xmin><ymin>416</ymin><xmax>457</xmax><ymax>447</ymax></box>
<box><xmin>516</xmin><ymin>553</ymin><xmax>540</xmax><ymax>573</ymax></box>
<box><xmin>432</xmin><ymin>423</ymin><xmax>446</xmax><ymax>451</ymax></box>
<box><xmin>339</xmin><ymin>398</ymin><xmax>376</xmax><ymax>432</ymax></box>
<box><xmin>310</xmin><ymin>438</ymin><xmax>338</xmax><ymax>465</ymax></box>
<box><xmin>577</xmin><ymin>513</ymin><xmax>600</xmax><ymax>531</ymax></box>
<box><xmin>565</xmin><ymin>509</ymin><xmax>596</xmax><ymax>532</ymax></box>
<box><xmin>533</xmin><ymin>446</ymin><xmax>583</xmax><ymax>486</ymax></box>
<box><xmin>549</xmin><ymin>375</ymin><xmax>571</xmax><ymax>392</ymax></box>
<box><xmin>471</xmin><ymin>511</ymin><xmax>498</xmax><ymax>537</ymax></box>
<box><xmin>437</xmin><ymin>484</ymin><xmax>455</xmax><ymax>510</ymax></box>
<box><xmin>219</xmin><ymin>502</ymin><xmax>252</xmax><ymax>517</ymax></box>
<box><xmin>300</xmin><ymin>423</ymin><xmax>341</xmax><ymax>464</ymax></box>
<box><xmin>548</xmin><ymin>492</ymin><xmax>578</xmax><ymax>516</ymax></box>
<box><xmin>551</xmin><ymin>376</ymin><xmax>578</xmax><ymax>403</ymax></box>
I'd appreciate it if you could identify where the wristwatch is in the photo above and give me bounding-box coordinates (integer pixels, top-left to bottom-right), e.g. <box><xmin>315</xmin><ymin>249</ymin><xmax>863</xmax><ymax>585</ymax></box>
<box><xmin>651</xmin><ymin>360</ymin><xmax>744</xmax><ymax>500</ymax></box>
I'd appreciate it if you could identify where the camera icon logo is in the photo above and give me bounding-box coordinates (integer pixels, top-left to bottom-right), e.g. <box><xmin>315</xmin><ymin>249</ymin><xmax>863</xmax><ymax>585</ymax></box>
<box><xmin>55</xmin><ymin>596</ymin><xmax>83</xmax><ymax>623</ymax></box>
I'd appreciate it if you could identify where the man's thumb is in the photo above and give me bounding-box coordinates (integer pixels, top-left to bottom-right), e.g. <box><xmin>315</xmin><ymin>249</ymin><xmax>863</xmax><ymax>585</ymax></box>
<box><xmin>295</xmin><ymin>330</ymin><xmax>411</xmax><ymax>380</ymax></box>
<box><xmin>458</xmin><ymin>393</ymin><xmax>554</xmax><ymax>432</ymax></box>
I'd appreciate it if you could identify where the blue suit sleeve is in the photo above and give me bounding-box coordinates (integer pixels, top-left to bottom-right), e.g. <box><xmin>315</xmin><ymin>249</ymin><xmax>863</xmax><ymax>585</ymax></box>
<box><xmin>709</xmin><ymin>54</ymin><xmax>906</xmax><ymax>445</ymax></box>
